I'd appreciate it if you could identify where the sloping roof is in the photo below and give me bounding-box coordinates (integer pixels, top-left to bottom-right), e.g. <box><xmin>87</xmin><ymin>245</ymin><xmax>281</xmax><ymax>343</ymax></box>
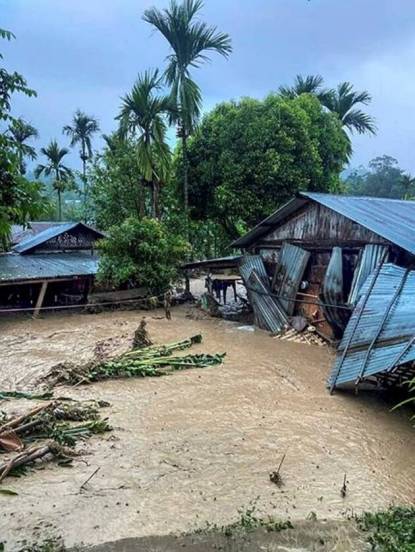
<box><xmin>0</xmin><ymin>252</ymin><xmax>99</xmax><ymax>284</ymax></box>
<box><xmin>328</xmin><ymin>263</ymin><xmax>415</xmax><ymax>389</ymax></box>
<box><xmin>232</xmin><ymin>193</ymin><xmax>415</xmax><ymax>255</ymax></box>
<box><xmin>11</xmin><ymin>222</ymin><xmax>69</xmax><ymax>246</ymax></box>
<box><xmin>231</xmin><ymin>196</ymin><xmax>308</xmax><ymax>249</ymax></box>
<box><xmin>13</xmin><ymin>222</ymin><xmax>105</xmax><ymax>254</ymax></box>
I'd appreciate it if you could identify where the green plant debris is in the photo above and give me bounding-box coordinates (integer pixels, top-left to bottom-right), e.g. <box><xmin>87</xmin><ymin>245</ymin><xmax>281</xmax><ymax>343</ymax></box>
<box><xmin>0</xmin><ymin>391</ymin><xmax>54</xmax><ymax>401</ymax></box>
<box><xmin>17</xmin><ymin>536</ymin><xmax>66</xmax><ymax>552</ymax></box>
<box><xmin>0</xmin><ymin>400</ymin><xmax>112</xmax><ymax>482</ymax></box>
<box><xmin>358</xmin><ymin>506</ymin><xmax>415</xmax><ymax>552</ymax></box>
<box><xmin>0</xmin><ymin>488</ymin><xmax>18</xmax><ymax>495</ymax></box>
<box><xmin>196</xmin><ymin>500</ymin><xmax>293</xmax><ymax>538</ymax></box>
<box><xmin>44</xmin><ymin>334</ymin><xmax>225</xmax><ymax>386</ymax></box>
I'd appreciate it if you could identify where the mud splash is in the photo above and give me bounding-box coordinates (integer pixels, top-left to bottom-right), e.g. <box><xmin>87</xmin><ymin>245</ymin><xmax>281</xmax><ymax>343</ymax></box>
<box><xmin>0</xmin><ymin>306</ymin><xmax>414</xmax><ymax>549</ymax></box>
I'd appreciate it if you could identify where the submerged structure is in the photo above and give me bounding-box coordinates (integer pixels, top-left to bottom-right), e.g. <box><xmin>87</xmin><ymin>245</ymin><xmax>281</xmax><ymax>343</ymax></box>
<box><xmin>0</xmin><ymin>222</ymin><xmax>104</xmax><ymax>316</ymax></box>
<box><xmin>232</xmin><ymin>192</ymin><xmax>415</xmax><ymax>391</ymax></box>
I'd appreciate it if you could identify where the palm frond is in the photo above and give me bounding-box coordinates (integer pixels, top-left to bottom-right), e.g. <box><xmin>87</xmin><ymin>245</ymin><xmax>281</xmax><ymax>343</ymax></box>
<box><xmin>143</xmin><ymin>0</ymin><xmax>231</xmax><ymax>136</ymax></box>
<box><xmin>342</xmin><ymin>109</ymin><xmax>377</xmax><ymax>135</ymax></box>
<box><xmin>63</xmin><ymin>110</ymin><xmax>100</xmax><ymax>156</ymax></box>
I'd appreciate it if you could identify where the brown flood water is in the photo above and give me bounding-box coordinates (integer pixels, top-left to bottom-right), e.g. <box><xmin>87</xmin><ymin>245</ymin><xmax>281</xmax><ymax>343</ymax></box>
<box><xmin>0</xmin><ymin>306</ymin><xmax>414</xmax><ymax>549</ymax></box>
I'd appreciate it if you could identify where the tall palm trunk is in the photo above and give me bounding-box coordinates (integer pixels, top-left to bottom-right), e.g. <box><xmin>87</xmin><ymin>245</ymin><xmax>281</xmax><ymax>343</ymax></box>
<box><xmin>57</xmin><ymin>188</ymin><xmax>62</xmax><ymax>221</ymax></box>
<box><xmin>181</xmin><ymin>132</ymin><xmax>189</xmax><ymax>212</ymax></box>
<box><xmin>56</xmin><ymin>168</ymin><xmax>62</xmax><ymax>221</ymax></box>
<box><xmin>81</xmin><ymin>141</ymin><xmax>87</xmax><ymax>199</ymax></box>
<box><xmin>152</xmin><ymin>180</ymin><xmax>160</xmax><ymax>219</ymax></box>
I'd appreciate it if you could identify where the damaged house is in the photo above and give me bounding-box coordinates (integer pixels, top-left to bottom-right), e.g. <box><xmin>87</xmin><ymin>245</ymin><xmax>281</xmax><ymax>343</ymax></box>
<box><xmin>232</xmin><ymin>192</ymin><xmax>415</xmax><ymax>392</ymax></box>
<box><xmin>0</xmin><ymin>222</ymin><xmax>105</xmax><ymax>316</ymax></box>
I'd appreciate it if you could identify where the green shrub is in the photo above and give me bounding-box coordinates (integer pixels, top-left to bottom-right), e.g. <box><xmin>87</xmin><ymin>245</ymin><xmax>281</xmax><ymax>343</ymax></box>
<box><xmin>359</xmin><ymin>507</ymin><xmax>415</xmax><ymax>551</ymax></box>
<box><xmin>97</xmin><ymin>217</ymin><xmax>190</xmax><ymax>293</ymax></box>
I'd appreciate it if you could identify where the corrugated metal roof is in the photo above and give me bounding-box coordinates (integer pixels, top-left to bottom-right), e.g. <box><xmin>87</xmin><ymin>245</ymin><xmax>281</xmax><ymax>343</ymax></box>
<box><xmin>0</xmin><ymin>252</ymin><xmax>99</xmax><ymax>283</ymax></box>
<box><xmin>328</xmin><ymin>263</ymin><xmax>415</xmax><ymax>389</ymax></box>
<box><xmin>304</xmin><ymin>193</ymin><xmax>415</xmax><ymax>256</ymax></box>
<box><xmin>231</xmin><ymin>197</ymin><xmax>308</xmax><ymax>248</ymax></box>
<box><xmin>13</xmin><ymin>222</ymin><xmax>105</xmax><ymax>254</ymax></box>
<box><xmin>347</xmin><ymin>244</ymin><xmax>389</xmax><ymax>305</ymax></box>
<box><xmin>320</xmin><ymin>247</ymin><xmax>350</xmax><ymax>334</ymax></box>
<box><xmin>232</xmin><ymin>193</ymin><xmax>415</xmax><ymax>255</ymax></box>
<box><xmin>272</xmin><ymin>243</ymin><xmax>310</xmax><ymax>316</ymax></box>
<box><xmin>239</xmin><ymin>255</ymin><xmax>288</xmax><ymax>333</ymax></box>
<box><xmin>11</xmin><ymin>222</ymin><xmax>69</xmax><ymax>246</ymax></box>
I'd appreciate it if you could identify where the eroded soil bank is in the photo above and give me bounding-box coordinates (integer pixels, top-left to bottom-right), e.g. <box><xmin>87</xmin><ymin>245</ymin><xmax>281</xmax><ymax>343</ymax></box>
<box><xmin>0</xmin><ymin>306</ymin><xmax>414</xmax><ymax>550</ymax></box>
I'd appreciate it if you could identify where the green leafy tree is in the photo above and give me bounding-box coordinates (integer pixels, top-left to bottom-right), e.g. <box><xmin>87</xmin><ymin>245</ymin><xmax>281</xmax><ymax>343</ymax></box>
<box><xmin>118</xmin><ymin>70</ymin><xmax>171</xmax><ymax>218</ymax></box>
<box><xmin>344</xmin><ymin>155</ymin><xmax>414</xmax><ymax>199</ymax></box>
<box><xmin>7</xmin><ymin>117</ymin><xmax>38</xmax><ymax>174</ymax></box>
<box><xmin>89</xmin><ymin>134</ymin><xmax>150</xmax><ymax>228</ymax></box>
<box><xmin>143</xmin><ymin>0</ymin><xmax>232</xmax><ymax>220</ymax></box>
<box><xmin>279</xmin><ymin>75</ymin><xmax>376</xmax><ymax>156</ymax></box>
<box><xmin>180</xmin><ymin>93</ymin><xmax>349</xmax><ymax>240</ymax></box>
<box><xmin>63</xmin><ymin>109</ymin><xmax>100</xmax><ymax>196</ymax></box>
<box><xmin>98</xmin><ymin>217</ymin><xmax>190</xmax><ymax>293</ymax></box>
<box><xmin>35</xmin><ymin>140</ymin><xmax>74</xmax><ymax>221</ymax></box>
<box><xmin>0</xmin><ymin>28</ymin><xmax>45</xmax><ymax>250</ymax></box>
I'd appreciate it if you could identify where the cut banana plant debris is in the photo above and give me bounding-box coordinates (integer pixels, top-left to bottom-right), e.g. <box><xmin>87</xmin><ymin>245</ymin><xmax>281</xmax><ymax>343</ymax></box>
<box><xmin>43</xmin><ymin>334</ymin><xmax>226</xmax><ymax>386</ymax></box>
<box><xmin>0</xmin><ymin>400</ymin><xmax>111</xmax><ymax>483</ymax></box>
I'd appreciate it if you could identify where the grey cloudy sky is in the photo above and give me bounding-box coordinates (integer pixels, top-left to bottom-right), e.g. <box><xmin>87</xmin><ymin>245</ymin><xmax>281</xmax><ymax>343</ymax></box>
<box><xmin>2</xmin><ymin>0</ymin><xmax>415</xmax><ymax>171</ymax></box>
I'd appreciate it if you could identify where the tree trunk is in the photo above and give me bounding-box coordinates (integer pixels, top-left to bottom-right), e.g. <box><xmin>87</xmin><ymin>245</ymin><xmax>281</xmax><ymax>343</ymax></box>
<box><xmin>152</xmin><ymin>181</ymin><xmax>160</xmax><ymax>219</ymax></box>
<box><xmin>181</xmin><ymin>133</ymin><xmax>189</xmax><ymax>212</ymax></box>
<box><xmin>82</xmin><ymin>142</ymin><xmax>87</xmax><ymax>217</ymax></box>
<box><xmin>57</xmin><ymin>189</ymin><xmax>62</xmax><ymax>221</ymax></box>
<box><xmin>181</xmin><ymin>130</ymin><xmax>190</xmax><ymax>239</ymax></box>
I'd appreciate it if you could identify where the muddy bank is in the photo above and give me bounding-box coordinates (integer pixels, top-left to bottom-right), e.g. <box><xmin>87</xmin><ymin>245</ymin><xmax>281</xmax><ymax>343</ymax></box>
<box><xmin>0</xmin><ymin>306</ymin><xmax>414</xmax><ymax>550</ymax></box>
<box><xmin>82</xmin><ymin>520</ymin><xmax>368</xmax><ymax>551</ymax></box>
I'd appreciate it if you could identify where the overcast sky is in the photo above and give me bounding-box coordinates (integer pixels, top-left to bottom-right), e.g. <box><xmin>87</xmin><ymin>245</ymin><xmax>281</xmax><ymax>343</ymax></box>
<box><xmin>2</xmin><ymin>0</ymin><xmax>415</xmax><ymax>172</ymax></box>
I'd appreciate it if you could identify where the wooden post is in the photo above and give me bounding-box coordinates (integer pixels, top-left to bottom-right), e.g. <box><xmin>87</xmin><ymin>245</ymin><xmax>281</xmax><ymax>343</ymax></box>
<box><xmin>33</xmin><ymin>281</ymin><xmax>48</xmax><ymax>319</ymax></box>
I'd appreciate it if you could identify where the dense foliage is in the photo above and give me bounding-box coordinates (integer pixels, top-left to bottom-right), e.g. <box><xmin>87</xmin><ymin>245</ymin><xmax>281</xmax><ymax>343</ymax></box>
<box><xmin>143</xmin><ymin>0</ymin><xmax>232</xmax><ymax>218</ymax></box>
<box><xmin>97</xmin><ymin>217</ymin><xmax>189</xmax><ymax>292</ymax></box>
<box><xmin>359</xmin><ymin>507</ymin><xmax>415</xmax><ymax>552</ymax></box>
<box><xmin>343</xmin><ymin>155</ymin><xmax>415</xmax><ymax>199</ymax></box>
<box><xmin>181</xmin><ymin>93</ymin><xmax>349</xmax><ymax>240</ymax></box>
<box><xmin>89</xmin><ymin>135</ymin><xmax>153</xmax><ymax>228</ymax></box>
<box><xmin>0</xmin><ymin>29</ymin><xmax>45</xmax><ymax>250</ymax></box>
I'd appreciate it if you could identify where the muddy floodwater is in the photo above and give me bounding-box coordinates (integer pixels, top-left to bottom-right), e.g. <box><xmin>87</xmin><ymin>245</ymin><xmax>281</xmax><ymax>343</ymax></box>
<box><xmin>0</xmin><ymin>306</ymin><xmax>414</xmax><ymax>549</ymax></box>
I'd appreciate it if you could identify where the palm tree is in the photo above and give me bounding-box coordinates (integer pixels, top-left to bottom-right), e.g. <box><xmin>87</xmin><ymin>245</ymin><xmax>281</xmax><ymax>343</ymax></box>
<box><xmin>8</xmin><ymin>117</ymin><xmax>38</xmax><ymax>174</ymax></box>
<box><xmin>118</xmin><ymin>69</ymin><xmax>171</xmax><ymax>218</ymax></box>
<box><xmin>143</xmin><ymin>0</ymin><xmax>232</xmax><ymax>220</ymax></box>
<box><xmin>401</xmin><ymin>173</ymin><xmax>415</xmax><ymax>199</ymax></box>
<box><xmin>322</xmin><ymin>82</ymin><xmax>376</xmax><ymax>136</ymax></box>
<box><xmin>35</xmin><ymin>140</ymin><xmax>73</xmax><ymax>221</ymax></box>
<box><xmin>279</xmin><ymin>74</ymin><xmax>330</xmax><ymax>102</ymax></box>
<box><xmin>63</xmin><ymin>110</ymin><xmax>99</xmax><ymax>195</ymax></box>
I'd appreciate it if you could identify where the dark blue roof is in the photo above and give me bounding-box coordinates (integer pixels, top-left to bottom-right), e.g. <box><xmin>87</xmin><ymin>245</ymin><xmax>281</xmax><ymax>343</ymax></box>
<box><xmin>232</xmin><ymin>193</ymin><xmax>415</xmax><ymax>255</ymax></box>
<box><xmin>305</xmin><ymin>193</ymin><xmax>415</xmax><ymax>256</ymax></box>
<box><xmin>0</xmin><ymin>252</ymin><xmax>99</xmax><ymax>283</ymax></box>
<box><xmin>13</xmin><ymin>222</ymin><xmax>105</xmax><ymax>254</ymax></box>
<box><xmin>328</xmin><ymin>263</ymin><xmax>415</xmax><ymax>389</ymax></box>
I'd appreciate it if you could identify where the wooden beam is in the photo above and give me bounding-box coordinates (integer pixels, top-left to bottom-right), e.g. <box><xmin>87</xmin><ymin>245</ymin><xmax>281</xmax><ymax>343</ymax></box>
<box><xmin>33</xmin><ymin>281</ymin><xmax>48</xmax><ymax>319</ymax></box>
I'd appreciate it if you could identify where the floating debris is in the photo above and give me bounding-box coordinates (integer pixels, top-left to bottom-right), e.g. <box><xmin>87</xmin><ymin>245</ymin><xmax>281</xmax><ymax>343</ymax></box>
<box><xmin>275</xmin><ymin>326</ymin><xmax>326</xmax><ymax>346</ymax></box>
<box><xmin>269</xmin><ymin>452</ymin><xmax>286</xmax><ymax>487</ymax></box>
<box><xmin>42</xmin><ymin>334</ymin><xmax>225</xmax><ymax>387</ymax></box>
<box><xmin>0</xmin><ymin>401</ymin><xmax>111</xmax><ymax>482</ymax></box>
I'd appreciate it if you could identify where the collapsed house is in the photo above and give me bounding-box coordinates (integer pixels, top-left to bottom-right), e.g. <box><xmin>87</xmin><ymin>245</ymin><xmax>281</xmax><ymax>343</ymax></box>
<box><xmin>231</xmin><ymin>192</ymin><xmax>415</xmax><ymax>391</ymax></box>
<box><xmin>0</xmin><ymin>222</ymin><xmax>104</xmax><ymax>316</ymax></box>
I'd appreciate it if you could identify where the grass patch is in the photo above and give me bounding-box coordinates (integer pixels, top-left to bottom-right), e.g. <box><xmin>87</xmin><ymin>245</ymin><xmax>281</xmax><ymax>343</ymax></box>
<box><xmin>358</xmin><ymin>506</ymin><xmax>415</xmax><ymax>551</ymax></box>
<box><xmin>196</xmin><ymin>500</ymin><xmax>293</xmax><ymax>538</ymax></box>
